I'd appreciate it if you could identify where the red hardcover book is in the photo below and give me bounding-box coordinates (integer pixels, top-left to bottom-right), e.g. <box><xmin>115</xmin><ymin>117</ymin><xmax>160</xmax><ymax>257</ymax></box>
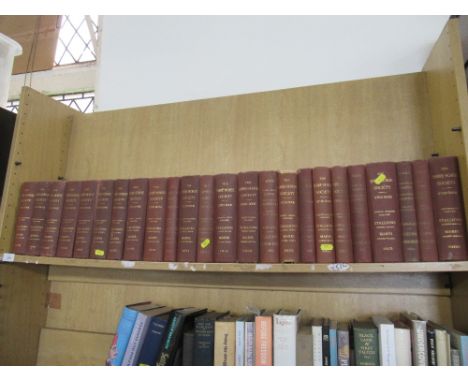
<box><xmin>278</xmin><ymin>172</ymin><xmax>299</xmax><ymax>263</ymax></box>
<box><xmin>412</xmin><ymin>160</ymin><xmax>438</xmax><ymax>262</ymax></box>
<box><xmin>89</xmin><ymin>180</ymin><xmax>114</xmax><ymax>259</ymax></box>
<box><xmin>366</xmin><ymin>162</ymin><xmax>403</xmax><ymax>262</ymax></box>
<box><xmin>123</xmin><ymin>178</ymin><xmax>149</xmax><ymax>261</ymax></box>
<box><xmin>143</xmin><ymin>178</ymin><xmax>168</xmax><ymax>262</ymax></box>
<box><xmin>238</xmin><ymin>171</ymin><xmax>260</xmax><ymax>263</ymax></box>
<box><xmin>214</xmin><ymin>174</ymin><xmax>237</xmax><ymax>263</ymax></box>
<box><xmin>73</xmin><ymin>180</ymin><xmax>98</xmax><ymax>259</ymax></box>
<box><xmin>259</xmin><ymin>171</ymin><xmax>279</xmax><ymax>263</ymax></box>
<box><xmin>429</xmin><ymin>156</ymin><xmax>468</xmax><ymax>261</ymax></box>
<box><xmin>396</xmin><ymin>162</ymin><xmax>420</xmax><ymax>262</ymax></box>
<box><xmin>332</xmin><ymin>166</ymin><xmax>354</xmax><ymax>263</ymax></box>
<box><xmin>107</xmin><ymin>179</ymin><xmax>129</xmax><ymax>260</ymax></box>
<box><xmin>197</xmin><ymin>175</ymin><xmax>215</xmax><ymax>263</ymax></box>
<box><xmin>56</xmin><ymin>181</ymin><xmax>82</xmax><ymax>258</ymax></box>
<box><xmin>163</xmin><ymin>177</ymin><xmax>180</xmax><ymax>262</ymax></box>
<box><xmin>13</xmin><ymin>182</ymin><xmax>38</xmax><ymax>254</ymax></box>
<box><xmin>40</xmin><ymin>181</ymin><xmax>66</xmax><ymax>257</ymax></box>
<box><xmin>297</xmin><ymin>169</ymin><xmax>316</xmax><ymax>263</ymax></box>
<box><xmin>27</xmin><ymin>181</ymin><xmax>51</xmax><ymax>256</ymax></box>
<box><xmin>313</xmin><ymin>167</ymin><xmax>335</xmax><ymax>263</ymax></box>
<box><xmin>177</xmin><ymin>176</ymin><xmax>200</xmax><ymax>262</ymax></box>
<box><xmin>347</xmin><ymin>165</ymin><xmax>372</xmax><ymax>263</ymax></box>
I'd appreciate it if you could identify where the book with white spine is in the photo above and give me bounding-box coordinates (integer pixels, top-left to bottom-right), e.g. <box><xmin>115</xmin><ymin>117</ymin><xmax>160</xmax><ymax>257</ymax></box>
<box><xmin>311</xmin><ymin>318</ymin><xmax>323</xmax><ymax>366</ymax></box>
<box><xmin>400</xmin><ymin>312</ymin><xmax>428</xmax><ymax>366</ymax></box>
<box><xmin>393</xmin><ymin>320</ymin><xmax>411</xmax><ymax>366</ymax></box>
<box><xmin>273</xmin><ymin>309</ymin><xmax>301</xmax><ymax>366</ymax></box>
<box><xmin>372</xmin><ymin>316</ymin><xmax>396</xmax><ymax>366</ymax></box>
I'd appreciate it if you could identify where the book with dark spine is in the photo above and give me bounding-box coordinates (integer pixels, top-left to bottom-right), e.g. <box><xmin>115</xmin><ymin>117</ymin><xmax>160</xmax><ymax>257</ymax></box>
<box><xmin>412</xmin><ymin>160</ymin><xmax>438</xmax><ymax>262</ymax></box>
<box><xmin>331</xmin><ymin>166</ymin><xmax>353</xmax><ymax>263</ymax></box>
<box><xmin>429</xmin><ymin>156</ymin><xmax>468</xmax><ymax>261</ymax></box>
<box><xmin>397</xmin><ymin>162</ymin><xmax>420</xmax><ymax>262</ymax></box>
<box><xmin>214</xmin><ymin>174</ymin><xmax>237</xmax><ymax>263</ymax></box>
<box><xmin>163</xmin><ymin>177</ymin><xmax>180</xmax><ymax>262</ymax></box>
<box><xmin>123</xmin><ymin>178</ymin><xmax>148</xmax><ymax>261</ymax></box>
<box><xmin>56</xmin><ymin>181</ymin><xmax>81</xmax><ymax>258</ymax></box>
<box><xmin>347</xmin><ymin>165</ymin><xmax>372</xmax><ymax>263</ymax></box>
<box><xmin>193</xmin><ymin>311</ymin><xmax>229</xmax><ymax>366</ymax></box>
<box><xmin>352</xmin><ymin>320</ymin><xmax>379</xmax><ymax>366</ymax></box>
<box><xmin>366</xmin><ymin>162</ymin><xmax>403</xmax><ymax>262</ymax></box>
<box><xmin>278</xmin><ymin>173</ymin><xmax>299</xmax><ymax>263</ymax></box>
<box><xmin>89</xmin><ymin>180</ymin><xmax>114</xmax><ymax>259</ymax></box>
<box><xmin>197</xmin><ymin>175</ymin><xmax>215</xmax><ymax>263</ymax></box>
<box><xmin>322</xmin><ymin>318</ymin><xmax>330</xmax><ymax>366</ymax></box>
<box><xmin>40</xmin><ymin>181</ymin><xmax>66</xmax><ymax>257</ymax></box>
<box><xmin>27</xmin><ymin>181</ymin><xmax>50</xmax><ymax>256</ymax></box>
<box><xmin>143</xmin><ymin>178</ymin><xmax>167</xmax><ymax>262</ymax></box>
<box><xmin>182</xmin><ymin>330</ymin><xmax>194</xmax><ymax>366</ymax></box>
<box><xmin>73</xmin><ymin>181</ymin><xmax>98</xmax><ymax>259</ymax></box>
<box><xmin>297</xmin><ymin>169</ymin><xmax>316</xmax><ymax>263</ymax></box>
<box><xmin>177</xmin><ymin>176</ymin><xmax>200</xmax><ymax>262</ymax></box>
<box><xmin>313</xmin><ymin>167</ymin><xmax>335</xmax><ymax>263</ymax></box>
<box><xmin>237</xmin><ymin>171</ymin><xmax>259</xmax><ymax>263</ymax></box>
<box><xmin>426</xmin><ymin>322</ymin><xmax>437</xmax><ymax>366</ymax></box>
<box><xmin>259</xmin><ymin>171</ymin><xmax>279</xmax><ymax>263</ymax></box>
<box><xmin>107</xmin><ymin>179</ymin><xmax>129</xmax><ymax>260</ymax></box>
<box><xmin>13</xmin><ymin>182</ymin><xmax>38</xmax><ymax>254</ymax></box>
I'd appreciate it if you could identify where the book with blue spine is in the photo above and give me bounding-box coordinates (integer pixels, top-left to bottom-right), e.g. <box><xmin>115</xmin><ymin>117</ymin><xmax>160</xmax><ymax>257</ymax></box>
<box><xmin>329</xmin><ymin>320</ymin><xmax>338</xmax><ymax>366</ymax></box>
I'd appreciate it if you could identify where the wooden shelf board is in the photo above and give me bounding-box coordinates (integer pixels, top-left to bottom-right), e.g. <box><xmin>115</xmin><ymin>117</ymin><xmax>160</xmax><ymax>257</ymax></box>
<box><xmin>2</xmin><ymin>254</ymin><xmax>468</xmax><ymax>273</ymax></box>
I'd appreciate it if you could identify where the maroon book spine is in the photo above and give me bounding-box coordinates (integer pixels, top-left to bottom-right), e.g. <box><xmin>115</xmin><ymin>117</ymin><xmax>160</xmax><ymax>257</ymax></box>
<box><xmin>56</xmin><ymin>181</ymin><xmax>81</xmax><ymax>258</ymax></box>
<box><xmin>313</xmin><ymin>167</ymin><xmax>335</xmax><ymax>263</ymax></box>
<box><xmin>429</xmin><ymin>156</ymin><xmax>468</xmax><ymax>261</ymax></box>
<box><xmin>214</xmin><ymin>174</ymin><xmax>238</xmax><ymax>263</ymax></box>
<box><xmin>366</xmin><ymin>162</ymin><xmax>403</xmax><ymax>262</ymax></box>
<box><xmin>197</xmin><ymin>175</ymin><xmax>215</xmax><ymax>263</ymax></box>
<box><xmin>13</xmin><ymin>182</ymin><xmax>38</xmax><ymax>254</ymax></box>
<box><xmin>177</xmin><ymin>176</ymin><xmax>200</xmax><ymax>262</ymax></box>
<box><xmin>123</xmin><ymin>179</ymin><xmax>148</xmax><ymax>261</ymax></box>
<box><xmin>163</xmin><ymin>177</ymin><xmax>180</xmax><ymax>262</ymax></box>
<box><xmin>396</xmin><ymin>162</ymin><xmax>420</xmax><ymax>262</ymax></box>
<box><xmin>27</xmin><ymin>181</ymin><xmax>51</xmax><ymax>256</ymax></box>
<box><xmin>259</xmin><ymin>171</ymin><xmax>279</xmax><ymax>263</ymax></box>
<box><xmin>347</xmin><ymin>165</ymin><xmax>373</xmax><ymax>263</ymax></box>
<box><xmin>297</xmin><ymin>169</ymin><xmax>316</xmax><ymax>263</ymax></box>
<box><xmin>107</xmin><ymin>179</ymin><xmax>129</xmax><ymax>260</ymax></box>
<box><xmin>73</xmin><ymin>180</ymin><xmax>98</xmax><ymax>259</ymax></box>
<box><xmin>332</xmin><ymin>166</ymin><xmax>353</xmax><ymax>263</ymax></box>
<box><xmin>143</xmin><ymin>178</ymin><xmax>168</xmax><ymax>262</ymax></box>
<box><xmin>278</xmin><ymin>172</ymin><xmax>300</xmax><ymax>263</ymax></box>
<box><xmin>40</xmin><ymin>181</ymin><xmax>66</xmax><ymax>257</ymax></box>
<box><xmin>412</xmin><ymin>160</ymin><xmax>438</xmax><ymax>262</ymax></box>
<box><xmin>89</xmin><ymin>180</ymin><xmax>114</xmax><ymax>259</ymax></box>
<box><xmin>237</xmin><ymin>171</ymin><xmax>260</xmax><ymax>263</ymax></box>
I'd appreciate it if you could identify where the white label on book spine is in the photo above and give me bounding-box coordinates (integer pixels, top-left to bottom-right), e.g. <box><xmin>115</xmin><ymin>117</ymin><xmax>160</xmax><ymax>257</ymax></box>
<box><xmin>328</xmin><ymin>263</ymin><xmax>351</xmax><ymax>272</ymax></box>
<box><xmin>2</xmin><ymin>253</ymin><xmax>15</xmax><ymax>262</ymax></box>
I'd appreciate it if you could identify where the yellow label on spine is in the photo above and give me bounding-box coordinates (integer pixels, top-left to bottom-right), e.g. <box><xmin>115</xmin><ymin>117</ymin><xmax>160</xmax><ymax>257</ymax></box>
<box><xmin>320</xmin><ymin>243</ymin><xmax>334</xmax><ymax>252</ymax></box>
<box><xmin>201</xmin><ymin>239</ymin><xmax>211</xmax><ymax>249</ymax></box>
<box><xmin>373</xmin><ymin>173</ymin><xmax>386</xmax><ymax>185</ymax></box>
<box><xmin>95</xmin><ymin>249</ymin><xmax>105</xmax><ymax>257</ymax></box>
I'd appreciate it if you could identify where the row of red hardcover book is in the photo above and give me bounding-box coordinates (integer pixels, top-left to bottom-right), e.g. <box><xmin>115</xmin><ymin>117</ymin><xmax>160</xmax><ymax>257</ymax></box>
<box><xmin>12</xmin><ymin>156</ymin><xmax>468</xmax><ymax>263</ymax></box>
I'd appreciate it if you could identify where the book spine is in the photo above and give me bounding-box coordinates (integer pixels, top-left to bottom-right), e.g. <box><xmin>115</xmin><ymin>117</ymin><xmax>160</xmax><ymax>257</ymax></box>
<box><xmin>89</xmin><ymin>180</ymin><xmax>114</xmax><ymax>259</ymax></box>
<box><xmin>214</xmin><ymin>321</ymin><xmax>236</xmax><ymax>366</ymax></box>
<box><xmin>348</xmin><ymin>165</ymin><xmax>373</xmax><ymax>262</ymax></box>
<box><xmin>297</xmin><ymin>169</ymin><xmax>316</xmax><ymax>263</ymax></box>
<box><xmin>13</xmin><ymin>182</ymin><xmax>38</xmax><ymax>254</ymax></box>
<box><xmin>123</xmin><ymin>179</ymin><xmax>148</xmax><ymax>261</ymax></box>
<box><xmin>397</xmin><ymin>162</ymin><xmax>420</xmax><ymax>262</ymax></box>
<box><xmin>193</xmin><ymin>318</ymin><xmax>215</xmax><ymax>366</ymax></box>
<box><xmin>273</xmin><ymin>315</ymin><xmax>297</xmax><ymax>366</ymax></box>
<box><xmin>156</xmin><ymin>312</ymin><xmax>181</xmax><ymax>366</ymax></box>
<box><xmin>332</xmin><ymin>166</ymin><xmax>353</xmax><ymax>263</ymax></box>
<box><xmin>143</xmin><ymin>178</ymin><xmax>168</xmax><ymax>261</ymax></box>
<box><xmin>197</xmin><ymin>175</ymin><xmax>215</xmax><ymax>262</ymax></box>
<box><xmin>122</xmin><ymin>313</ymin><xmax>149</xmax><ymax>366</ymax></box>
<box><xmin>136</xmin><ymin>316</ymin><xmax>168</xmax><ymax>366</ymax></box>
<box><xmin>278</xmin><ymin>173</ymin><xmax>300</xmax><ymax>263</ymax></box>
<box><xmin>236</xmin><ymin>320</ymin><xmax>245</xmax><ymax>366</ymax></box>
<box><xmin>429</xmin><ymin>157</ymin><xmax>468</xmax><ymax>261</ymax></box>
<box><xmin>73</xmin><ymin>181</ymin><xmax>98</xmax><ymax>259</ymax></box>
<box><xmin>330</xmin><ymin>326</ymin><xmax>338</xmax><ymax>366</ymax></box>
<box><xmin>378</xmin><ymin>324</ymin><xmax>397</xmax><ymax>366</ymax></box>
<box><xmin>353</xmin><ymin>326</ymin><xmax>379</xmax><ymax>366</ymax></box>
<box><xmin>182</xmin><ymin>331</ymin><xmax>194</xmax><ymax>366</ymax></box>
<box><xmin>451</xmin><ymin>349</ymin><xmax>461</xmax><ymax>366</ymax></box>
<box><xmin>434</xmin><ymin>329</ymin><xmax>448</xmax><ymax>366</ymax></box>
<box><xmin>255</xmin><ymin>316</ymin><xmax>273</xmax><ymax>366</ymax></box>
<box><xmin>56</xmin><ymin>181</ymin><xmax>81</xmax><ymax>258</ymax></box>
<box><xmin>237</xmin><ymin>172</ymin><xmax>260</xmax><ymax>263</ymax></box>
<box><xmin>410</xmin><ymin>320</ymin><xmax>428</xmax><ymax>366</ymax></box>
<box><xmin>394</xmin><ymin>327</ymin><xmax>412</xmax><ymax>366</ymax></box>
<box><xmin>366</xmin><ymin>162</ymin><xmax>403</xmax><ymax>262</ymax></box>
<box><xmin>27</xmin><ymin>181</ymin><xmax>50</xmax><ymax>255</ymax></box>
<box><xmin>412</xmin><ymin>160</ymin><xmax>438</xmax><ymax>262</ymax></box>
<box><xmin>177</xmin><ymin>176</ymin><xmax>200</xmax><ymax>262</ymax></box>
<box><xmin>427</xmin><ymin>326</ymin><xmax>437</xmax><ymax>366</ymax></box>
<box><xmin>163</xmin><ymin>177</ymin><xmax>180</xmax><ymax>262</ymax></box>
<box><xmin>40</xmin><ymin>181</ymin><xmax>66</xmax><ymax>257</ymax></box>
<box><xmin>244</xmin><ymin>321</ymin><xmax>255</xmax><ymax>366</ymax></box>
<box><xmin>107</xmin><ymin>307</ymin><xmax>139</xmax><ymax>366</ymax></box>
<box><xmin>214</xmin><ymin>174</ymin><xmax>238</xmax><ymax>263</ymax></box>
<box><xmin>259</xmin><ymin>171</ymin><xmax>279</xmax><ymax>263</ymax></box>
<box><xmin>296</xmin><ymin>331</ymin><xmax>313</xmax><ymax>366</ymax></box>
<box><xmin>107</xmin><ymin>179</ymin><xmax>129</xmax><ymax>260</ymax></box>
<box><xmin>337</xmin><ymin>329</ymin><xmax>350</xmax><ymax>366</ymax></box>
<box><xmin>322</xmin><ymin>321</ymin><xmax>330</xmax><ymax>366</ymax></box>
<box><xmin>312</xmin><ymin>325</ymin><xmax>323</xmax><ymax>366</ymax></box>
<box><xmin>313</xmin><ymin>167</ymin><xmax>335</xmax><ymax>263</ymax></box>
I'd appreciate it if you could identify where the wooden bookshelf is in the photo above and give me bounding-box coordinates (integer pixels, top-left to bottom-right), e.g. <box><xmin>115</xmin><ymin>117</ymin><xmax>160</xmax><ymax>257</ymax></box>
<box><xmin>1</xmin><ymin>19</ymin><xmax>468</xmax><ymax>366</ymax></box>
